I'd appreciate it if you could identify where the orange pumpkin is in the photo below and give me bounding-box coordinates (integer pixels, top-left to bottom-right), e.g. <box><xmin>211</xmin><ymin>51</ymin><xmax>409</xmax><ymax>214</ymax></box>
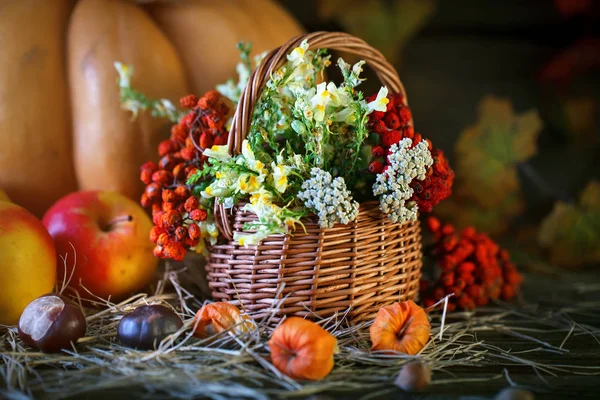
<box><xmin>0</xmin><ymin>0</ymin><xmax>303</xmax><ymax>215</ymax></box>
<box><xmin>193</xmin><ymin>302</ymin><xmax>252</xmax><ymax>338</ymax></box>
<box><xmin>370</xmin><ymin>300</ymin><xmax>431</xmax><ymax>355</ymax></box>
<box><xmin>268</xmin><ymin>317</ymin><xmax>338</xmax><ymax>381</ymax></box>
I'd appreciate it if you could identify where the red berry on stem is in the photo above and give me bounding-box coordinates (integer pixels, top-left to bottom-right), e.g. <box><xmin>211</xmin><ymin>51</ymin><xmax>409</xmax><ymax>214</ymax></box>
<box><xmin>372</xmin><ymin>146</ymin><xmax>385</xmax><ymax>157</ymax></box>
<box><xmin>381</xmin><ymin>130</ymin><xmax>402</xmax><ymax>147</ymax></box>
<box><xmin>188</xmin><ymin>223</ymin><xmax>201</xmax><ymax>240</ymax></box>
<box><xmin>180</xmin><ymin>94</ymin><xmax>199</xmax><ymax>109</ymax></box>
<box><xmin>190</xmin><ymin>209</ymin><xmax>207</xmax><ymax>222</ymax></box>
<box><xmin>368</xmin><ymin>161</ymin><xmax>384</xmax><ymax>174</ymax></box>
<box><xmin>184</xmin><ymin>196</ymin><xmax>199</xmax><ymax>213</ymax></box>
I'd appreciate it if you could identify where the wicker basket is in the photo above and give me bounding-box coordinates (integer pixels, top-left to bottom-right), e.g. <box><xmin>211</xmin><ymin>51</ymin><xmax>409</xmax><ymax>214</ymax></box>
<box><xmin>206</xmin><ymin>31</ymin><xmax>422</xmax><ymax>324</ymax></box>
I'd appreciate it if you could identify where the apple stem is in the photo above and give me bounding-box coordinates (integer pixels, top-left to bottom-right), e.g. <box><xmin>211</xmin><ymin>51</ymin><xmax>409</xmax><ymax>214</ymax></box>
<box><xmin>102</xmin><ymin>215</ymin><xmax>133</xmax><ymax>232</ymax></box>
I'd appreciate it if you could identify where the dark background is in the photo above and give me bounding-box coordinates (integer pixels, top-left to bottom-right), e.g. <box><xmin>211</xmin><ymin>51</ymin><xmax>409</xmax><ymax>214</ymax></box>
<box><xmin>282</xmin><ymin>0</ymin><xmax>599</xmax><ymax>220</ymax></box>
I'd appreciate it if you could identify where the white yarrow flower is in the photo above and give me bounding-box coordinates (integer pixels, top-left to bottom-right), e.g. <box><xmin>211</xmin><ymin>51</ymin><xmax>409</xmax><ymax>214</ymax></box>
<box><xmin>373</xmin><ymin>138</ymin><xmax>433</xmax><ymax>224</ymax></box>
<box><xmin>298</xmin><ymin>168</ymin><xmax>359</xmax><ymax>228</ymax></box>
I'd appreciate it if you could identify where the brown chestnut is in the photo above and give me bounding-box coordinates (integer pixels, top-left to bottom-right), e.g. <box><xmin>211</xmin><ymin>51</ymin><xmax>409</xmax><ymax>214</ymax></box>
<box><xmin>117</xmin><ymin>305</ymin><xmax>182</xmax><ymax>350</ymax></box>
<box><xmin>18</xmin><ymin>294</ymin><xmax>86</xmax><ymax>353</ymax></box>
<box><xmin>495</xmin><ymin>388</ymin><xmax>535</xmax><ymax>400</ymax></box>
<box><xmin>394</xmin><ymin>360</ymin><xmax>432</xmax><ymax>392</ymax></box>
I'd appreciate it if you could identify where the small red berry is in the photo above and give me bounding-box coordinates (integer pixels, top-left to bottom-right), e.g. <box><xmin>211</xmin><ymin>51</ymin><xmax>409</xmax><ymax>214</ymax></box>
<box><xmin>180</xmin><ymin>147</ymin><xmax>197</xmax><ymax>161</ymax></box>
<box><xmin>156</xmin><ymin>233</ymin><xmax>170</xmax><ymax>247</ymax></box>
<box><xmin>368</xmin><ymin>161</ymin><xmax>384</xmax><ymax>174</ymax></box>
<box><xmin>174</xmin><ymin>185</ymin><xmax>190</xmax><ymax>199</ymax></box>
<box><xmin>440</xmin><ymin>273</ymin><xmax>454</xmax><ymax>287</ymax></box>
<box><xmin>158</xmin><ymin>140</ymin><xmax>179</xmax><ymax>157</ymax></box>
<box><xmin>426</xmin><ymin>216</ymin><xmax>441</xmax><ymax>233</ymax></box>
<box><xmin>149</xmin><ymin>226</ymin><xmax>166</xmax><ymax>243</ymax></box>
<box><xmin>152</xmin><ymin>170</ymin><xmax>173</xmax><ymax>185</ymax></box>
<box><xmin>180</xmin><ymin>94</ymin><xmax>199</xmax><ymax>109</ymax></box>
<box><xmin>175</xmin><ymin>226</ymin><xmax>188</xmax><ymax>241</ymax></box>
<box><xmin>162</xmin><ymin>189</ymin><xmax>175</xmax><ymax>203</ymax></box>
<box><xmin>199</xmin><ymin>132</ymin><xmax>213</xmax><ymax>149</ymax></box>
<box><xmin>213</xmin><ymin>134</ymin><xmax>228</xmax><ymax>145</ymax></box>
<box><xmin>371</xmin><ymin>119</ymin><xmax>387</xmax><ymax>133</ymax></box>
<box><xmin>381</xmin><ymin>130</ymin><xmax>402</xmax><ymax>147</ymax></box>
<box><xmin>398</xmin><ymin>106</ymin><xmax>412</xmax><ymax>124</ymax></box>
<box><xmin>383</xmin><ymin>112</ymin><xmax>401</xmax><ymax>130</ymax></box>
<box><xmin>441</xmin><ymin>224</ymin><xmax>455</xmax><ymax>236</ymax></box>
<box><xmin>371</xmin><ymin>146</ymin><xmax>385</xmax><ymax>157</ymax></box>
<box><xmin>140</xmin><ymin>194</ymin><xmax>152</xmax><ymax>208</ymax></box>
<box><xmin>162</xmin><ymin>210</ymin><xmax>182</xmax><ymax>227</ymax></box>
<box><xmin>190</xmin><ymin>209</ymin><xmax>207</xmax><ymax>222</ymax></box>
<box><xmin>145</xmin><ymin>183</ymin><xmax>161</xmax><ymax>200</ymax></box>
<box><xmin>184</xmin><ymin>196</ymin><xmax>199</xmax><ymax>213</ymax></box>
<box><xmin>188</xmin><ymin>223</ymin><xmax>201</xmax><ymax>240</ymax></box>
<box><xmin>140</xmin><ymin>162</ymin><xmax>158</xmax><ymax>184</ymax></box>
<box><xmin>162</xmin><ymin>202</ymin><xmax>175</xmax><ymax>212</ymax></box>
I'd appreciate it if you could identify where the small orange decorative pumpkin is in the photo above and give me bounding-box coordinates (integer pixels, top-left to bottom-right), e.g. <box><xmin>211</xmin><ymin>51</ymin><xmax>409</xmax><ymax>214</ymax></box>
<box><xmin>193</xmin><ymin>302</ymin><xmax>252</xmax><ymax>338</ymax></box>
<box><xmin>370</xmin><ymin>300</ymin><xmax>431</xmax><ymax>355</ymax></box>
<box><xmin>268</xmin><ymin>317</ymin><xmax>338</xmax><ymax>381</ymax></box>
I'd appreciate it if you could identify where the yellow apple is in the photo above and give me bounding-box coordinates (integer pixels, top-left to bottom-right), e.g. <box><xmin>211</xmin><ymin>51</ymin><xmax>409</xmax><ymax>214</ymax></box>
<box><xmin>0</xmin><ymin>202</ymin><xmax>56</xmax><ymax>325</ymax></box>
<box><xmin>0</xmin><ymin>188</ymin><xmax>10</xmax><ymax>202</ymax></box>
<box><xmin>42</xmin><ymin>191</ymin><xmax>157</xmax><ymax>300</ymax></box>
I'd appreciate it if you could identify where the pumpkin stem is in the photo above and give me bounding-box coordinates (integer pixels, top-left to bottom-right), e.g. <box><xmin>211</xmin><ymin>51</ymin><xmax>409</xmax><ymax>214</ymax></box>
<box><xmin>273</xmin><ymin>342</ymin><xmax>297</xmax><ymax>359</ymax></box>
<box><xmin>396</xmin><ymin>316</ymin><xmax>415</xmax><ymax>339</ymax></box>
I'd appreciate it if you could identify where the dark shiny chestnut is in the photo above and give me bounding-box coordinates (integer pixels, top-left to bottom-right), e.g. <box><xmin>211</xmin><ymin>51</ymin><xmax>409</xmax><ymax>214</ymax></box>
<box><xmin>117</xmin><ymin>305</ymin><xmax>182</xmax><ymax>350</ymax></box>
<box><xmin>18</xmin><ymin>294</ymin><xmax>87</xmax><ymax>353</ymax></box>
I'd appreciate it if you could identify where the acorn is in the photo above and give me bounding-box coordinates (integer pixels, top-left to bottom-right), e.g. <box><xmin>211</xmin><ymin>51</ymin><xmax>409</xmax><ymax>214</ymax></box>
<box><xmin>394</xmin><ymin>360</ymin><xmax>431</xmax><ymax>392</ymax></box>
<box><xmin>18</xmin><ymin>294</ymin><xmax>87</xmax><ymax>353</ymax></box>
<box><xmin>117</xmin><ymin>305</ymin><xmax>183</xmax><ymax>350</ymax></box>
<box><xmin>495</xmin><ymin>387</ymin><xmax>535</xmax><ymax>400</ymax></box>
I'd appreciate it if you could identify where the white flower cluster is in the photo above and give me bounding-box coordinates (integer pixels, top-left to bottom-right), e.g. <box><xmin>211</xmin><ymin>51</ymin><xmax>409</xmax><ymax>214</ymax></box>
<box><xmin>373</xmin><ymin>138</ymin><xmax>433</xmax><ymax>223</ymax></box>
<box><xmin>298</xmin><ymin>168</ymin><xmax>359</xmax><ymax>228</ymax></box>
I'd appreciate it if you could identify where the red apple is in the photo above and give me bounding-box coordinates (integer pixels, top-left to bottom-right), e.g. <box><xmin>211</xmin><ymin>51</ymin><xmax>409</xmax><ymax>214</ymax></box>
<box><xmin>43</xmin><ymin>191</ymin><xmax>157</xmax><ymax>300</ymax></box>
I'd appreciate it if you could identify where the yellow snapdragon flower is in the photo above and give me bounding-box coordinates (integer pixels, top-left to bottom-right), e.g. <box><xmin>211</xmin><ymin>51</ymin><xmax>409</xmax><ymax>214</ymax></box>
<box><xmin>367</xmin><ymin>86</ymin><xmax>389</xmax><ymax>113</ymax></box>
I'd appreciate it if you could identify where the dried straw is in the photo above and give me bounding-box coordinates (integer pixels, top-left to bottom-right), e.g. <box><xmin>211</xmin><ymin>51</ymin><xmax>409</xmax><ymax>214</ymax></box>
<box><xmin>1</xmin><ymin>263</ymin><xmax>599</xmax><ymax>400</ymax></box>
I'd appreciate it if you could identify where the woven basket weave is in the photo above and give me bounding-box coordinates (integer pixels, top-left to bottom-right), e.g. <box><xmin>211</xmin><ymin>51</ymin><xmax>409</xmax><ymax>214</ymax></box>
<box><xmin>206</xmin><ymin>31</ymin><xmax>422</xmax><ymax>324</ymax></box>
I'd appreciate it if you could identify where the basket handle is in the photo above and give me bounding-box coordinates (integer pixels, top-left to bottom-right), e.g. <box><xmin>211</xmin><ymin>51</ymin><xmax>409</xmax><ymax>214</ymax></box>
<box><xmin>215</xmin><ymin>31</ymin><xmax>410</xmax><ymax>241</ymax></box>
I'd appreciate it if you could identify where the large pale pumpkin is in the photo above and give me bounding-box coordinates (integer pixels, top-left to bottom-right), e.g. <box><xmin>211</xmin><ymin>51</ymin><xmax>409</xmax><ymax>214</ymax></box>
<box><xmin>0</xmin><ymin>0</ymin><xmax>302</xmax><ymax>216</ymax></box>
<box><xmin>147</xmin><ymin>0</ymin><xmax>304</xmax><ymax>95</ymax></box>
<box><xmin>68</xmin><ymin>0</ymin><xmax>189</xmax><ymax>200</ymax></box>
<box><xmin>0</xmin><ymin>0</ymin><xmax>78</xmax><ymax>217</ymax></box>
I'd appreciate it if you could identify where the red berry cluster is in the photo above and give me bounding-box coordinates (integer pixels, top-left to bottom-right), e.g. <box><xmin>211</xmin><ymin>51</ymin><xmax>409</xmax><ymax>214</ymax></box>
<box><xmin>420</xmin><ymin>216</ymin><xmax>523</xmax><ymax>311</ymax></box>
<box><xmin>366</xmin><ymin>92</ymin><xmax>454</xmax><ymax>213</ymax></box>
<box><xmin>411</xmin><ymin>149</ymin><xmax>454</xmax><ymax>213</ymax></box>
<box><xmin>140</xmin><ymin>90</ymin><xmax>230</xmax><ymax>261</ymax></box>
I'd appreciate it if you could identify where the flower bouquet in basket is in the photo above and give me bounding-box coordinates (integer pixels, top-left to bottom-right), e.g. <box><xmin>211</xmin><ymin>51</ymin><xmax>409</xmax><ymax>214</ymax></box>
<box><xmin>130</xmin><ymin>32</ymin><xmax>454</xmax><ymax>322</ymax></box>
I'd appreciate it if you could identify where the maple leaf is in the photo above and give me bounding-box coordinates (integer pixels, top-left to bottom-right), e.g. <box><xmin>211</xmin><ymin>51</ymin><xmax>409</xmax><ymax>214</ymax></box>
<box><xmin>316</xmin><ymin>0</ymin><xmax>436</xmax><ymax>65</ymax></box>
<box><xmin>433</xmin><ymin>96</ymin><xmax>542</xmax><ymax>235</ymax></box>
<box><xmin>538</xmin><ymin>181</ymin><xmax>600</xmax><ymax>268</ymax></box>
<box><xmin>455</xmin><ymin>96</ymin><xmax>542</xmax><ymax>209</ymax></box>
